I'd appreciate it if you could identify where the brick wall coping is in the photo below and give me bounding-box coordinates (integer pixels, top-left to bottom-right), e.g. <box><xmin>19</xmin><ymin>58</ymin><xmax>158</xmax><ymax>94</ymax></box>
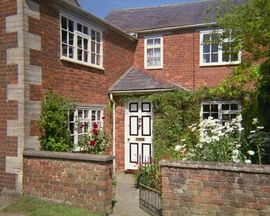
<box><xmin>23</xmin><ymin>150</ymin><xmax>114</xmax><ymax>163</ymax></box>
<box><xmin>160</xmin><ymin>160</ymin><xmax>270</xmax><ymax>174</ymax></box>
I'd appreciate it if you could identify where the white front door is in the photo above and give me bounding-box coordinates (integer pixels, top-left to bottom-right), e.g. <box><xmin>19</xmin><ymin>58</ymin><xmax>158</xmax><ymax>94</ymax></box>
<box><xmin>125</xmin><ymin>101</ymin><xmax>153</xmax><ymax>170</ymax></box>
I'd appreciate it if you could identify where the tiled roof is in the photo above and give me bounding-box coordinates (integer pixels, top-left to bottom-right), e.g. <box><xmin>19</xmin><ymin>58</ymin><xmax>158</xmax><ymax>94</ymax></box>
<box><xmin>105</xmin><ymin>0</ymin><xmax>245</xmax><ymax>32</ymax></box>
<box><xmin>109</xmin><ymin>68</ymin><xmax>175</xmax><ymax>93</ymax></box>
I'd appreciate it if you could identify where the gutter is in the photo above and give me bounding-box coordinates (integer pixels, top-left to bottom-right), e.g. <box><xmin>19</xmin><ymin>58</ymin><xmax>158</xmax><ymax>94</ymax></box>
<box><xmin>109</xmin><ymin>88</ymin><xmax>175</xmax><ymax>95</ymax></box>
<box><xmin>109</xmin><ymin>93</ymin><xmax>116</xmax><ymax>174</ymax></box>
<box><xmin>56</xmin><ymin>0</ymin><xmax>137</xmax><ymax>42</ymax></box>
<box><xmin>132</xmin><ymin>22</ymin><xmax>217</xmax><ymax>34</ymax></box>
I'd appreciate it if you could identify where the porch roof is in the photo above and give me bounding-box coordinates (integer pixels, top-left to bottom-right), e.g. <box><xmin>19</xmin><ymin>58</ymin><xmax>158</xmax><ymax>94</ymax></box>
<box><xmin>109</xmin><ymin>67</ymin><xmax>176</xmax><ymax>94</ymax></box>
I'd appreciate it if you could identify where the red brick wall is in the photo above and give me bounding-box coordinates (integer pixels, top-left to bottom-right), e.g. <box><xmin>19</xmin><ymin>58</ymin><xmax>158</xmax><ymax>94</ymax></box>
<box><xmin>23</xmin><ymin>150</ymin><xmax>113</xmax><ymax>215</ymax></box>
<box><xmin>161</xmin><ymin>161</ymin><xmax>270</xmax><ymax>215</ymax></box>
<box><xmin>134</xmin><ymin>29</ymin><xmax>234</xmax><ymax>90</ymax></box>
<box><xmin>0</xmin><ymin>0</ymin><xmax>18</xmax><ymax>192</ymax></box>
<box><xmin>29</xmin><ymin>0</ymin><xmax>136</xmax><ymax>135</ymax></box>
<box><xmin>115</xmin><ymin>99</ymin><xmax>125</xmax><ymax>171</ymax></box>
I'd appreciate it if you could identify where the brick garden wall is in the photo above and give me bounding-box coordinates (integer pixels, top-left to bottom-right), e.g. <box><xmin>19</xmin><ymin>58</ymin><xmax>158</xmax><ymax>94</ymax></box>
<box><xmin>23</xmin><ymin>150</ymin><xmax>113</xmax><ymax>216</ymax></box>
<box><xmin>161</xmin><ymin>160</ymin><xmax>270</xmax><ymax>216</ymax></box>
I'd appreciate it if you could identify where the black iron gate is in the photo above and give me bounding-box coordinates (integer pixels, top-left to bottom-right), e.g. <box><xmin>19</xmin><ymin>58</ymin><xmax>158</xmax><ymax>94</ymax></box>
<box><xmin>139</xmin><ymin>183</ymin><xmax>162</xmax><ymax>216</ymax></box>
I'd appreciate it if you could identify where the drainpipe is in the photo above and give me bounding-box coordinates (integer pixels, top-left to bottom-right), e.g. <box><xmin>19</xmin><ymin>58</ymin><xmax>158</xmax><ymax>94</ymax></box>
<box><xmin>109</xmin><ymin>93</ymin><xmax>116</xmax><ymax>174</ymax></box>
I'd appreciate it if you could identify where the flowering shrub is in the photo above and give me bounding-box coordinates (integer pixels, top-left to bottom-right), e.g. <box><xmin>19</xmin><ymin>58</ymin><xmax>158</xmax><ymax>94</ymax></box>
<box><xmin>77</xmin><ymin>121</ymin><xmax>109</xmax><ymax>155</ymax></box>
<box><xmin>173</xmin><ymin>116</ymin><xmax>268</xmax><ymax>164</ymax></box>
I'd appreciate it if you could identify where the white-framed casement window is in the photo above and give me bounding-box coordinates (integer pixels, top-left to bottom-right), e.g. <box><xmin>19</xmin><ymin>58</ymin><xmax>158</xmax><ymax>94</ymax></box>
<box><xmin>60</xmin><ymin>14</ymin><xmax>103</xmax><ymax>69</ymax></box>
<box><xmin>200</xmin><ymin>30</ymin><xmax>241</xmax><ymax>66</ymax></box>
<box><xmin>201</xmin><ymin>101</ymin><xmax>241</xmax><ymax>125</ymax></box>
<box><xmin>144</xmin><ymin>36</ymin><xmax>163</xmax><ymax>69</ymax></box>
<box><xmin>69</xmin><ymin>107</ymin><xmax>104</xmax><ymax>148</ymax></box>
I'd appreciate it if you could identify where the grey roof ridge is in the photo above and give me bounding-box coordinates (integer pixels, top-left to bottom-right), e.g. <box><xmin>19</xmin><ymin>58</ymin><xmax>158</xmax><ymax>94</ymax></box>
<box><xmin>108</xmin><ymin>0</ymin><xmax>218</xmax><ymax>13</ymax></box>
<box><xmin>108</xmin><ymin>67</ymin><xmax>135</xmax><ymax>91</ymax></box>
<box><xmin>56</xmin><ymin>0</ymin><xmax>137</xmax><ymax>41</ymax></box>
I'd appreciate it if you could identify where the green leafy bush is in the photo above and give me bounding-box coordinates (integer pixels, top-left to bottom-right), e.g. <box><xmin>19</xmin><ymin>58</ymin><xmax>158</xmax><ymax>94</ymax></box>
<box><xmin>39</xmin><ymin>92</ymin><xmax>75</xmax><ymax>152</ymax></box>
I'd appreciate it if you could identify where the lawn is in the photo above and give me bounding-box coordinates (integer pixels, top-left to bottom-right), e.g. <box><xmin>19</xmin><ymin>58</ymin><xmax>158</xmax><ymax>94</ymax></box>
<box><xmin>0</xmin><ymin>196</ymin><xmax>100</xmax><ymax>216</ymax></box>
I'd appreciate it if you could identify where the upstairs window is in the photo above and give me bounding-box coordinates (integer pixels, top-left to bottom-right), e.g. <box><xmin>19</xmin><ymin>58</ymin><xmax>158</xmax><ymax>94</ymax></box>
<box><xmin>144</xmin><ymin>36</ymin><xmax>163</xmax><ymax>69</ymax></box>
<box><xmin>201</xmin><ymin>101</ymin><xmax>241</xmax><ymax>125</ymax></box>
<box><xmin>200</xmin><ymin>30</ymin><xmax>241</xmax><ymax>66</ymax></box>
<box><xmin>69</xmin><ymin>107</ymin><xmax>104</xmax><ymax>148</ymax></box>
<box><xmin>61</xmin><ymin>15</ymin><xmax>103</xmax><ymax>68</ymax></box>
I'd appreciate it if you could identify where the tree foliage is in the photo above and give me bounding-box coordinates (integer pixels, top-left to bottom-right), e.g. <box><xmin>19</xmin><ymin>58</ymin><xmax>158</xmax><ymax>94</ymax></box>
<box><xmin>39</xmin><ymin>92</ymin><xmax>75</xmax><ymax>152</ymax></box>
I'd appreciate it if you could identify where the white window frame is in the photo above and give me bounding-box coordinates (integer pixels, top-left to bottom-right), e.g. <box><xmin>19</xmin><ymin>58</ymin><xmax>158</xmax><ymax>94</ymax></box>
<box><xmin>60</xmin><ymin>13</ymin><xmax>104</xmax><ymax>70</ymax></box>
<box><xmin>144</xmin><ymin>36</ymin><xmax>163</xmax><ymax>69</ymax></box>
<box><xmin>200</xmin><ymin>29</ymin><xmax>241</xmax><ymax>66</ymax></box>
<box><xmin>69</xmin><ymin>106</ymin><xmax>104</xmax><ymax>150</ymax></box>
<box><xmin>200</xmin><ymin>101</ymin><xmax>241</xmax><ymax>125</ymax></box>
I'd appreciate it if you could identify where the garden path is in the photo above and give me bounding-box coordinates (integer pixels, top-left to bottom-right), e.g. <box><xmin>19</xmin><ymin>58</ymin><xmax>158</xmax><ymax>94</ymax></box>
<box><xmin>111</xmin><ymin>174</ymin><xmax>148</xmax><ymax>216</ymax></box>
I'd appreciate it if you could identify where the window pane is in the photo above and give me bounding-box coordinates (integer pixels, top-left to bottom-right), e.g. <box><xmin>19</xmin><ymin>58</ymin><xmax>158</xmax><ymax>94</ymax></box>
<box><xmin>68</xmin><ymin>20</ymin><xmax>74</xmax><ymax>32</ymax></box>
<box><xmin>203</xmin><ymin>54</ymin><xmax>210</xmax><ymax>63</ymax></box>
<box><xmin>62</xmin><ymin>45</ymin><xmax>68</xmax><ymax>57</ymax></box>
<box><xmin>97</xmin><ymin>32</ymin><xmax>101</xmax><ymax>42</ymax></box>
<box><xmin>222</xmin><ymin>114</ymin><xmax>229</xmax><ymax>121</ymax></box>
<box><xmin>61</xmin><ymin>16</ymin><xmax>67</xmax><ymax>29</ymax></box>
<box><xmin>203</xmin><ymin>44</ymin><xmax>210</xmax><ymax>53</ymax></box>
<box><xmin>203</xmin><ymin>34</ymin><xmax>210</xmax><ymax>43</ymax></box>
<box><xmin>97</xmin><ymin>44</ymin><xmax>101</xmax><ymax>54</ymax></box>
<box><xmin>147</xmin><ymin>39</ymin><xmax>154</xmax><ymax>45</ymax></box>
<box><xmin>222</xmin><ymin>104</ymin><xmax>230</xmax><ymax>110</ymax></box>
<box><xmin>77</xmin><ymin>36</ymin><xmax>82</xmax><ymax>48</ymax></box>
<box><xmin>91</xmin><ymin>30</ymin><xmax>96</xmax><ymax>40</ymax></box>
<box><xmin>203</xmin><ymin>113</ymin><xmax>210</xmax><ymax>119</ymax></box>
<box><xmin>69</xmin><ymin>33</ymin><xmax>74</xmax><ymax>45</ymax></box>
<box><xmin>203</xmin><ymin>104</ymin><xmax>210</xmax><ymax>112</ymax></box>
<box><xmin>231</xmin><ymin>114</ymin><xmax>237</xmax><ymax>119</ymax></box>
<box><xmin>154</xmin><ymin>48</ymin><xmax>161</xmax><ymax>57</ymax></box>
<box><xmin>211</xmin><ymin>53</ymin><xmax>218</xmax><ymax>62</ymax></box>
<box><xmin>84</xmin><ymin>38</ymin><xmax>88</xmax><ymax>50</ymax></box>
<box><xmin>212</xmin><ymin>44</ymin><xmax>218</xmax><ymax>52</ymax></box>
<box><xmin>77</xmin><ymin>49</ymin><xmax>82</xmax><ymax>61</ymax></box>
<box><xmin>97</xmin><ymin>55</ymin><xmax>101</xmax><ymax>65</ymax></box>
<box><xmin>147</xmin><ymin>49</ymin><xmax>153</xmax><ymax>57</ymax></box>
<box><xmin>231</xmin><ymin>104</ymin><xmax>238</xmax><ymax>111</ymax></box>
<box><xmin>83</xmin><ymin>26</ymin><xmax>88</xmax><ymax>35</ymax></box>
<box><xmin>91</xmin><ymin>41</ymin><xmax>96</xmax><ymax>52</ymax></box>
<box><xmin>212</xmin><ymin>113</ymin><xmax>218</xmax><ymax>119</ymax></box>
<box><xmin>78</xmin><ymin>110</ymin><xmax>83</xmax><ymax>118</ymax></box>
<box><xmin>154</xmin><ymin>38</ymin><xmax>161</xmax><ymax>45</ymax></box>
<box><xmin>222</xmin><ymin>52</ymin><xmax>230</xmax><ymax>62</ymax></box>
<box><xmin>68</xmin><ymin>47</ymin><xmax>73</xmax><ymax>58</ymax></box>
<box><xmin>77</xmin><ymin>23</ymin><xmax>82</xmax><ymax>32</ymax></box>
<box><xmin>91</xmin><ymin>54</ymin><xmax>96</xmax><ymax>64</ymax></box>
<box><xmin>211</xmin><ymin>104</ymin><xmax>218</xmax><ymax>112</ymax></box>
<box><xmin>62</xmin><ymin>30</ymin><xmax>67</xmax><ymax>43</ymax></box>
<box><xmin>84</xmin><ymin>51</ymin><xmax>88</xmax><ymax>62</ymax></box>
<box><xmin>92</xmin><ymin>111</ymin><xmax>96</xmax><ymax>121</ymax></box>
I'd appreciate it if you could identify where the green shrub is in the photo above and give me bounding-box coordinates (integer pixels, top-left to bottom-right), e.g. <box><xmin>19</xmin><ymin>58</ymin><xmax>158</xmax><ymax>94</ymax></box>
<box><xmin>39</xmin><ymin>92</ymin><xmax>75</xmax><ymax>152</ymax></box>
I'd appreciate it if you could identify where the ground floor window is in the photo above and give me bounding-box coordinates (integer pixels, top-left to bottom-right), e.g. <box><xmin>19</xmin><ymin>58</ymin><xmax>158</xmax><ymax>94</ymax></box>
<box><xmin>69</xmin><ymin>107</ymin><xmax>104</xmax><ymax>147</ymax></box>
<box><xmin>201</xmin><ymin>101</ymin><xmax>241</xmax><ymax>125</ymax></box>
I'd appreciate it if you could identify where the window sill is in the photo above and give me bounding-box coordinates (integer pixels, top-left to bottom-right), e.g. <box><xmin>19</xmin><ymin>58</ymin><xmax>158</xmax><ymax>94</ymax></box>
<box><xmin>145</xmin><ymin>66</ymin><xmax>163</xmax><ymax>70</ymax></box>
<box><xmin>61</xmin><ymin>56</ymin><xmax>104</xmax><ymax>71</ymax></box>
<box><xmin>200</xmin><ymin>61</ymin><xmax>241</xmax><ymax>67</ymax></box>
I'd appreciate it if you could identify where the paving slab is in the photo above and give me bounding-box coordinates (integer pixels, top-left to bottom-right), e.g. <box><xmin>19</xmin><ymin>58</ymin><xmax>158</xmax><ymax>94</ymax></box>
<box><xmin>111</xmin><ymin>174</ymin><xmax>148</xmax><ymax>216</ymax></box>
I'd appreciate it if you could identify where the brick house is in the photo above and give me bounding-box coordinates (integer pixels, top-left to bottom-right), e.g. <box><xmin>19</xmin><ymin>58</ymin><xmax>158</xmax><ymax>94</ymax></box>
<box><xmin>0</xmin><ymin>0</ymin><xmax>243</xmax><ymax>194</ymax></box>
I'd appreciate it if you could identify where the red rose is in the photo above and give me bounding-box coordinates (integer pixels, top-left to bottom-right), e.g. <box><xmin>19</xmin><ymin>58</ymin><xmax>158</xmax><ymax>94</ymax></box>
<box><xmin>92</xmin><ymin>128</ymin><xmax>98</xmax><ymax>135</ymax></box>
<box><xmin>93</xmin><ymin>122</ymin><xmax>98</xmax><ymax>129</ymax></box>
<box><xmin>89</xmin><ymin>140</ymin><xmax>96</xmax><ymax>147</ymax></box>
<box><xmin>80</xmin><ymin>123</ymin><xmax>85</xmax><ymax>129</ymax></box>
<box><xmin>102</xmin><ymin>116</ymin><xmax>105</xmax><ymax>120</ymax></box>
